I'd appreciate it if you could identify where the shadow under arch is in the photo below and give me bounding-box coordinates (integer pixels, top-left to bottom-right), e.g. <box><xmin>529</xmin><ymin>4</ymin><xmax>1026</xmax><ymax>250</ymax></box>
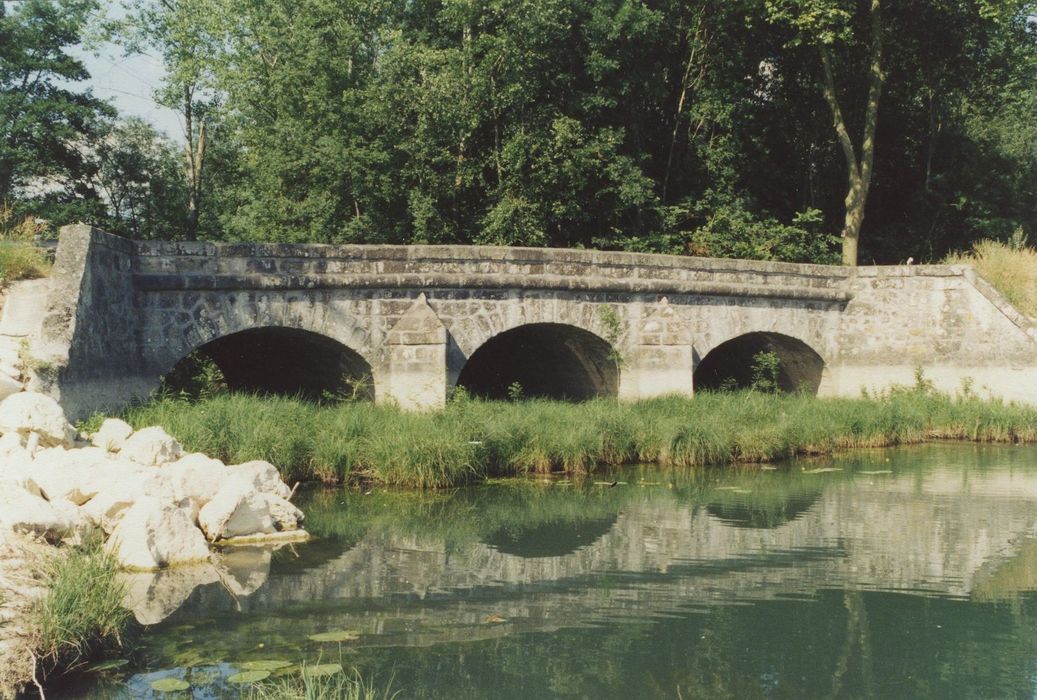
<box><xmin>694</xmin><ymin>332</ymin><xmax>825</xmax><ymax>394</ymax></box>
<box><xmin>705</xmin><ymin>491</ymin><xmax>822</xmax><ymax>530</ymax></box>
<box><xmin>483</xmin><ymin>515</ymin><xmax>619</xmax><ymax>558</ymax></box>
<box><xmin>456</xmin><ymin>323</ymin><xmax>618</xmax><ymax>401</ymax></box>
<box><xmin>164</xmin><ymin>326</ymin><xmax>374</xmax><ymax>400</ymax></box>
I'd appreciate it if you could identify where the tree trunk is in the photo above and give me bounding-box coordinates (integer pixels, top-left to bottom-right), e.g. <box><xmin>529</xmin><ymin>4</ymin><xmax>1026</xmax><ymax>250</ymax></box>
<box><xmin>819</xmin><ymin>0</ymin><xmax>883</xmax><ymax>266</ymax></box>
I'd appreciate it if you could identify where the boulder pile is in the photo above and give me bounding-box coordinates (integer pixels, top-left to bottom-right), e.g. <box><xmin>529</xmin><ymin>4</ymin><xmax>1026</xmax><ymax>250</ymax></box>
<box><xmin>0</xmin><ymin>392</ymin><xmax>307</xmax><ymax>571</ymax></box>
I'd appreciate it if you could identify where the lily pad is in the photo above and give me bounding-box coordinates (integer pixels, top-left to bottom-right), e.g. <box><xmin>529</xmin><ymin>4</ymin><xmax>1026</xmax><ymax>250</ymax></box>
<box><xmin>85</xmin><ymin>658</ymin><xmax>129</xmax><ymax>673</ymax></box>
<box><xmin>308</xmin><ymin>630</ymin><xmax>360</xmax><ymax>643</ymax></box>
<box><xmin>239</xmin><ymin>660</ymin><xmax>292</xmax><ymax>671</ymax></box>
<box><xmin>302</xmin><ymin>663</ymin><xmax>344</xmax><ymax>679</ymax></box>
<box><xmin>150</xmin><ymin>678</ymin><xmax>190</xmax><ymax>692</ymax></box>
<box><xmin>228</xmin><ymin>670</ymin><xmax>271</xmax><ymax>684</ymax></box>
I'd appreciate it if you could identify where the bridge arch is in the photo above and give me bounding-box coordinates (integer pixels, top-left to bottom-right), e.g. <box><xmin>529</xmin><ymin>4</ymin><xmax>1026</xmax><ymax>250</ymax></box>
<box><xmin>456</xmin><ymin>323</ymin><xmax>619</xmax><ymax>401</ymax></box>
<box><xmin>163</xmin><ymin>326</ymin><xmax>375</xmax><ymax>400</ymax></box>
<box><xmin>694</xmin><ymin>331</ymin><xmax>826</xmax><ymax>394</ymax></box>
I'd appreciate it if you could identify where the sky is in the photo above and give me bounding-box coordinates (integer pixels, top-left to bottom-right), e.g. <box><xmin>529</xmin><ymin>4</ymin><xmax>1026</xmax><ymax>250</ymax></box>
<box><xmin>70</xmin><ymin>43</ymin><xmax>183</xmax><ymax>142</ymax></box>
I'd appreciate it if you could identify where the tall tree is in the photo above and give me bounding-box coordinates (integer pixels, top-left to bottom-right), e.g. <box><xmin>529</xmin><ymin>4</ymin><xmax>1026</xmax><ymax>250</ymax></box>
<box><xmin>766</xmin><ymin>0</ymin><xmax>884</xmax><ymax>266</ymax></box>
<box><xmin>0</xmin><ymin>0</ymin><xmax>113</xmax><ymax>209</ymax></box>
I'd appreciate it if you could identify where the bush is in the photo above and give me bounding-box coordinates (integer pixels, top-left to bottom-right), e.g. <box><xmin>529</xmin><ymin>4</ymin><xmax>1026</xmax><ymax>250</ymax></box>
<box><xmin>944</xmin><ymin>236</ymin><xmax>1037</xmax><ymax>319</ymax></box>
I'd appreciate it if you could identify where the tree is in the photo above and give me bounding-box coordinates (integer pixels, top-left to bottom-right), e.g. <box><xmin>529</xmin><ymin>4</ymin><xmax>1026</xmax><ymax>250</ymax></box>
<box><xmin>0</xmin><ymin>0</ymin><xmax>113</xmax><ymax>212</ymax></box>
<box><xmin>91</xmin><ymin>117</ymin><xmax>189</xmax><ymax>238</ymax></box>
<box><xmin>766</xmin><ymin>0</ymin><xmax>884</xmax><ymax>266</ymax></box>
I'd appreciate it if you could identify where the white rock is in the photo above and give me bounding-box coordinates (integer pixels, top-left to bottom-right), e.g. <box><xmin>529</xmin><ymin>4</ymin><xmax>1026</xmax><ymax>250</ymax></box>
<box><xmin>264</xmin><ymin>494</ymin><xmax>305</xmax><ymax>531</ymax></box>
<box><xmin>120</xmin><ymin>426</ymin><xmax>182</xmax><ymax>466</ymax></box>
<box><xmin>0</xmin><ymin>373</ymin><xmax>20</xmax><ymax>401</ymax></box>
<box><xmin>0</xmin><ymin>431</ymin><xmax>26</xmax><ymax>459</ymax></box>
<box><xmin>105</xmin><ymin>496</ymin><xmax>211</xmax><ymax>570</ymax></box>
<box><xmin>197</xmin><ymin>480</ymin><xmax>275</xmax><ymax>541</ymax></box>
<box><xmin>227</xmin><ymin>460</ymin><xmax>292</xmax><ymax>499</ymax></box>
<box><xmin>165</xmin><ymin>453</ymin><xmax>227</xmax><ymax>509</ymax></box>
<box><xmin>91</xmin><ymin>418</ymin><xmax>134</xmax><ymax>452</ymax></box>
<box><xmin>0</xmin><ymin>487</ymin><xmax>87</xmax><ymax>542</ymax></box>
<box><xmin>0</xmin><ymin>392</ymin><xmax>75</xmax><ymax>447</ymax></box>
<box><xmin>31</xmin><ymin>446</ymin><xmax>112</xmax><ymax>505</ymax></box>
<box><xmin>81</xmin><ymin>470</ymin><xmax>170</xmax><ymax>534</ymax></box>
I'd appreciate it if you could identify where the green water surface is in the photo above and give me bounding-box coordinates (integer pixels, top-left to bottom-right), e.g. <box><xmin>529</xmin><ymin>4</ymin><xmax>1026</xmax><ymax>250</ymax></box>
<box><xmin>68</xmin><ymin>444</ymin><xmax>1037</xmax><ymax>699</ymax></box>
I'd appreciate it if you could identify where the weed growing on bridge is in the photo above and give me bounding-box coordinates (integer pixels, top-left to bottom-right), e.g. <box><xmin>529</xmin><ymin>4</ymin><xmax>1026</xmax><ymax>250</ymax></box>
<box><xmin>119</xmin><ymin>388</ymin><xmax>1037</xmax><ymax>489</ymax></box>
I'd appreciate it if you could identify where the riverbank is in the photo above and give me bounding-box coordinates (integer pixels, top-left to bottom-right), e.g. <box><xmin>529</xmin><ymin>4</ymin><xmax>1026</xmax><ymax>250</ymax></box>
<box><xmin>114</xmin><ymin>384</ymin><xmax>1037</xmax><ymax>489</ymax></box>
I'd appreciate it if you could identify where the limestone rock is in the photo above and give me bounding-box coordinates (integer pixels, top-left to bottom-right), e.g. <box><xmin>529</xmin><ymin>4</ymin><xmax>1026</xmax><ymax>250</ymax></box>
<box><xmin>105</xmin><ymin>497</ymin><xmax>210</xmax><ymax>570</ymax></box>
<box><xmin>120</xmin><ymin>426</ymin><xmax>182</xmax><ymax>466</ymax></box>
<box><xmin>31</xmin><ymin>446</ymin><xmax>113</xmax><ymax>504</ymax></box>
<box><xmin>0</xmin><ymin>392</ymin><xmax>75</xmax><ymax>447</ymax></box>
<box><xmin>165</xmin><ymin>453</ymin><xmax>227</xmax><ymax>510</ymax></box>
<box><xmin>198</xmin><ymin>480</ymin><xmax>276</xmax><ymax>541</ymax></box>
<box><xmin>228</xmin><ymin>460</ymin><xmax>292</xmax><ymax>499</ymax></box>
<box><xmin>0</xmin><ymin>373</ymin><xmax>20</xmax><ymax>401</ymax></box>
<box><xmin>265</xmin><ymin>494</ymin><xmax>305</xmax><ymax>531</ymax></box>
<box><xmin>82</xmin><ymin>471</ymin><xmax>170</xmax><ymax>534</ymax></box>
<box><xmin>91</xmin><ymin>418</ymin><xmax>134</xmax><ymax>452</ymax></box>
<box><xmin>0</xmin><ymin>431</ymin><xmax>26</xmax><ymax>459</ymax></box>
<box><xmin>0</xmin><ymin>487</ymin><xmax>87</xmax><ymax>542</ymax></box>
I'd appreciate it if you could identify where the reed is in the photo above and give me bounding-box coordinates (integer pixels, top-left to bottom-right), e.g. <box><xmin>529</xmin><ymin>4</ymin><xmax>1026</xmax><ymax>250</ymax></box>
<box><xmin>118</xmin><ymin>387</ymin><xmax>1037</xmax><ymax>489</ymax></box>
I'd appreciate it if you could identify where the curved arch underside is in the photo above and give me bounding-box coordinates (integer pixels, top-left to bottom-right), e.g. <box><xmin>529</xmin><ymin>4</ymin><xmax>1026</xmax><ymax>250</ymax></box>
<box><xmin>694</xmin><ymin>332</ymin><xmax>825</xmax><ymax>394</ymax></box>
<box><xmin>167</xmin><ymin>327</ymin><xmax>373</xmax><ymax>400</ymax></box>
<box><xmin>456</xmin><ymin>323</ymin><xmax>619</xmax><ymax>401</ymax></box>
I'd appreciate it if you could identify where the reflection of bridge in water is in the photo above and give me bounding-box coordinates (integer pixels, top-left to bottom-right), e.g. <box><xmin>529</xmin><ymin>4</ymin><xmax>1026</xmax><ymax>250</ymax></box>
<box><xmin>128</xmin><ymin>448</ymin><xmax>1037</xmax><ymax>641</ymax></box>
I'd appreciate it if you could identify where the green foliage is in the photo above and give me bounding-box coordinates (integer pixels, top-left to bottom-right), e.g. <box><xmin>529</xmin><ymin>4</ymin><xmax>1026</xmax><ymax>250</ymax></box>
<box><xmin>246</xmin><ymin>666</ymin><xmax>394</xmax><ymax>700</ymax></box>
<box><xmin>750</xmin><ymin>351</ymin><xmax>783</xmax><ymax>393</ymax></box>
<box><xmin>31</xmin><ymin>539</ymin><xmax>131</xmax><ymax>666</ymax></box>
<box><xmin>118</xmin><ymin>387</ymin><xmax>1037</xmax><ymax>488</ymax></box>
<box><xmin>0</xmin><ymin>0</ymin><xmax>114</xmax><ymax>219</ymax></box>
<box><xmin>0</xmin><ymin>203</ymin><xmax>51</xmax><ymax>286</ymax></box>
<box><xmin>506</xmin><ymin>382</ymin><xmax>524</xmax><ymax>402</ymax></box>
<box><xmin>160</xmin><ymin>350</ymin><xmax>227</xmax><ymax>400</ymax></box>
<box><xmin>3</xmin><ymin>0</ymin><xmax>1035</xmax><ymax>263</ymax></box>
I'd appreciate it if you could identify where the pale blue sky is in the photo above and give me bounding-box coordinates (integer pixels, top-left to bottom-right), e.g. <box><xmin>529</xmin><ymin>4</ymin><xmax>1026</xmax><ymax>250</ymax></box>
<box><xmin>71</xmin><ymin>43</ymin><xmax>183</xmax><ymax>141</ymax></box>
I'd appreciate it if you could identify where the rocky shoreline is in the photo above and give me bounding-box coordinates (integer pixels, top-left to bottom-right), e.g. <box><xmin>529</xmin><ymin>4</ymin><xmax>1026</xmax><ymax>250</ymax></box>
<box><xmin>0</xmin><ymin>389</ymin><xmax>307</xmax><ymax>697</ymax></box>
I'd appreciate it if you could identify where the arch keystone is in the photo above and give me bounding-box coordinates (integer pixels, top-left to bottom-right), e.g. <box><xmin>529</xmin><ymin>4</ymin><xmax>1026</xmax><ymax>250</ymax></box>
<box><xmin>382</xmin><ymin>293</ymin><xmax>447</xmax><ymax>410</ymax></box>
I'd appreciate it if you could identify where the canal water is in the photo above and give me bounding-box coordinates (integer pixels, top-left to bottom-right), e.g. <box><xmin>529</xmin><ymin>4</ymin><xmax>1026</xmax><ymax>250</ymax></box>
<box><xmin>69</xmin><ymin>444</ymin><xmax>1037</xmax><ymax>698</ymax></box>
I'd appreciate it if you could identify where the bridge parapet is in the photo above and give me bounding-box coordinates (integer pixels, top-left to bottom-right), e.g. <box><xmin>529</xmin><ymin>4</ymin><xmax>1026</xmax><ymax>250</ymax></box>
<box><xmin>131</xmin><ymin>241</ymin><xmax>852</xmax><ymax>302</ymax></box>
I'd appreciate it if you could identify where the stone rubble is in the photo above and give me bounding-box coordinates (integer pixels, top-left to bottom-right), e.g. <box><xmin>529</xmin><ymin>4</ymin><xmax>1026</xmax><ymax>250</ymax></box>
<box><xmin>0</xmin><ymin>391</ymin><xmax>308</xmax><ymax>566</ymax></box>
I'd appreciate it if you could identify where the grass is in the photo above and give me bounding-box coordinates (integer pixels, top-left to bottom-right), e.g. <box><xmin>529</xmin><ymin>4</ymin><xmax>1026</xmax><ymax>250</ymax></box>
<box><xmin>246</xmin><ymin>666</ymin><xmax>396</xmax><ymax>700</ymax></box>
<box><xmin>115</xmin><ymin>384</ymin><xmax>1037</xmax><ymax>489</ymax></box>
<box><xmin>31</xmin><ymin>538</ymin><xmax>131</xmax><ymax>675</ymax></box>
<box><xmin>0</xmin><ymin>204</ymin><xmax>50</xmax><ymax>287</ymax></box>
<box><xmin>945</xmin><ymin>237</ymin><xmax>1037</xmax><ymax>319</ymax></box>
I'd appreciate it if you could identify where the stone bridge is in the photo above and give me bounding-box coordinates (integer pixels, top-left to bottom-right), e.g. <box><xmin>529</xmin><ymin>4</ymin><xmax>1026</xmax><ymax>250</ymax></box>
<box><xmin>6</xmin><ymin>224</ymin><xmax>1036</xmax><ymax>418</ymax></box>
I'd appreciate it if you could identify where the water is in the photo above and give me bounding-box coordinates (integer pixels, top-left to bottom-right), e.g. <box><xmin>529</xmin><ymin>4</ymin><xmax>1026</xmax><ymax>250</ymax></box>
<box><xmin>68</xmin><ymin>444</ymin><xmax>1037</xmax><ymax>698</ymax></box>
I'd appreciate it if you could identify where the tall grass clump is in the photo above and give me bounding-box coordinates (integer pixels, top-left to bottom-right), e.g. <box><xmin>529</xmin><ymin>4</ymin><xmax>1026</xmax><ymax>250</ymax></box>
<box><xmin>0</xmin><ymin>204</ymin><xmax>50</xmax><ymax>287</ymax></box>
<box><xmin>119</xmin><ymin>382</ymin><xmax>1037</xmax><ymax>489</ymax></box>
<box><xmin>247</xmin><ymin>667</ymin><xmax>396</xmax><ymax>700</ymax></box>
<box><xmin>945</xmin><ymin>236</ymin><xmax>1037</xmax><ymax>319</ymax></box>
<box><xmin>31</xmin><ymin>539</ymin><xmax>130</xmax><ymax>673</ymax></box>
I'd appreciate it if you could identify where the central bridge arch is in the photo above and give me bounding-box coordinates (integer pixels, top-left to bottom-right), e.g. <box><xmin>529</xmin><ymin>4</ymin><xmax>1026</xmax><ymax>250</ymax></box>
<box><xmin>456</xmin><ymin>323</ymin><xmax>619</xmax><ymax>401</ymax></box>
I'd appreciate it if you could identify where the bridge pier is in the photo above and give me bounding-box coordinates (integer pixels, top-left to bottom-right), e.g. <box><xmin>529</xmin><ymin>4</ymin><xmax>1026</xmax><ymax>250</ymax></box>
<box><xmin>382</xmin><ymin>294</ymin><xmax>448</xmax><ymax>410</ymax></box>
<box><xmin>620</xmin><ymin>299</ymin><xmax>695</xmax><ymax>401</ymax></box>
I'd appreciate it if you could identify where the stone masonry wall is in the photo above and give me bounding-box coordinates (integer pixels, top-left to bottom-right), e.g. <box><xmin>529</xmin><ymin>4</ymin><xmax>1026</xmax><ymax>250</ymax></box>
<box><xmin>34</xmin><ymin>226</ymin><xmax>1037</xmax><ymax>417</ymax></box>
